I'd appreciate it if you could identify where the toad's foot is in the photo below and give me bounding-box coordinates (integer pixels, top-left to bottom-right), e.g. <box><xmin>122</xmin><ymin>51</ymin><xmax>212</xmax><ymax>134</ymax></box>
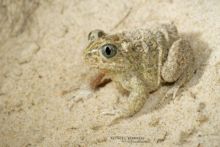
<box><xmin>100</xmin><ymin>107</ymin><xmax>133</xmax><ymax>126</ymax></box>
<box><xmin>163</xmin><ymin>85</ymin><xmax>180</xmax><ymax>100</ymax></box>
<box><xmin>101</xmin><ymin>108</ymin><xmax>122</xmax><ymax>116</ymax></box>
<box><xmin>100</xmin><ymin>91</ymin><xmax>148</xmax><ymax>125</ymax></box>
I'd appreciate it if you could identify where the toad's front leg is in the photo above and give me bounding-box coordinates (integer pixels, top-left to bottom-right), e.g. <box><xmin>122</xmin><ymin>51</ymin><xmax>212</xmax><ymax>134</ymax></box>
<box><xmin>121</xmin><ymin>84</ymin><xmax>149</xmax><ymax>117</ymax></box>
<box><xmin>103</xmin><ymin>77</ymin><xmax>149</xmax><ymax>122</ymax></box>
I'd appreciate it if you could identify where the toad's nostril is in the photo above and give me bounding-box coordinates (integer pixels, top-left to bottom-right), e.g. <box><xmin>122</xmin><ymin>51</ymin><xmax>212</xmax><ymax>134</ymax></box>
<box><xmin>87</xmin><ymin>53</ymin><xmax>92</xmax><ymax>57</ymax></box>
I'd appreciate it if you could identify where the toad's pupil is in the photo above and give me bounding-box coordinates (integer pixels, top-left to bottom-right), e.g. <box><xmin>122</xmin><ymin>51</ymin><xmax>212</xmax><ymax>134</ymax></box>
<box><xmin>101</xmin><ymin>44</ymin><xmax>117</xmax><ymax>58</ymax></box>
<box><xmin>105</xmin><ymin>47</ymin><xmax>111</xmax><ymax>55</ymax></box>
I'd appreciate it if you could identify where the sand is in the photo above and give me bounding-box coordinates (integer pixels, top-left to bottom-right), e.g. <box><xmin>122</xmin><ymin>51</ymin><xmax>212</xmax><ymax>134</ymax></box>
<box><xmin>0</xmin><ymin>0</ymin><xmax>220</xmax><ymax>146</ymax></box>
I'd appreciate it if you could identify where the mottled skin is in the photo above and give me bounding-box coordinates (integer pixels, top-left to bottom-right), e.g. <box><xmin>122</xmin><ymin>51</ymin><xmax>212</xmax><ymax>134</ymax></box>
<box><xmin>83</xmin><ymin>24</ymin><xmax>194</xmax><ymax>119</ymax></box>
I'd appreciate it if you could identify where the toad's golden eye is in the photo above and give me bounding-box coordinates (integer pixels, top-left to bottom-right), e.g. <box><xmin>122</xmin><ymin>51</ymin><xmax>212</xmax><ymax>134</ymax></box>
<box><xmin>101</xmin><ymin>44</ymin><xmax>117</xmax><ymax>58</ymax></box>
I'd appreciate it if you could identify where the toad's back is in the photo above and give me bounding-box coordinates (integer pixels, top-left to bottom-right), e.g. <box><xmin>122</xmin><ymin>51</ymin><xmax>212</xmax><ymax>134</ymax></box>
<box><xmin>120</xmin><ymin>24</ymin><xmax>180</xmax><ymax>91</ymax></box>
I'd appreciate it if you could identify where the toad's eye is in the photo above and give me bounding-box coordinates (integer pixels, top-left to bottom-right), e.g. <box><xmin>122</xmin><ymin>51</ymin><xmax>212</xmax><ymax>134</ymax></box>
<box><xmin>101</xmin><ymin>44</ymin><xmax>117</xmax><ymax>58</ymax></box>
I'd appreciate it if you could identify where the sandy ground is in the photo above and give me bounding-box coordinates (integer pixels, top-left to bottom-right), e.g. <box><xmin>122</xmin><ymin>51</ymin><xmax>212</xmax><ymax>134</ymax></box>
<box><xmin>0</xmin><ymin>0</ymin><xmax>220</xmax><ymax>146</ymax></box>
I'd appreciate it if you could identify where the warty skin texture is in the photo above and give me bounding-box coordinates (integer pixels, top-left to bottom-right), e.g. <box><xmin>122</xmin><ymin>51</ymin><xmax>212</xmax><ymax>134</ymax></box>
<box><xmin>83</xmin><ymin>24</ymin><xmax>194</xmax><ymax>120</ymax></box>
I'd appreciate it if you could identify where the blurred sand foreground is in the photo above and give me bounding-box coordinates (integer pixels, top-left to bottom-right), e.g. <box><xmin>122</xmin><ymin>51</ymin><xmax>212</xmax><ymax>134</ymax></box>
<box><xmin>0</xmin><ymin>0</ymin><xmax>220</xmax><ymax>146</ymax></box>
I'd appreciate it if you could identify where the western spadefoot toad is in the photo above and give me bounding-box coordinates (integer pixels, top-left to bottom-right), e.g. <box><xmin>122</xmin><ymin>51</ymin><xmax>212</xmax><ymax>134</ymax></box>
<box><xmin>83</xmin><ymin>23</ymin><xmax>194</xmax><ymax>119</ymax></box>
